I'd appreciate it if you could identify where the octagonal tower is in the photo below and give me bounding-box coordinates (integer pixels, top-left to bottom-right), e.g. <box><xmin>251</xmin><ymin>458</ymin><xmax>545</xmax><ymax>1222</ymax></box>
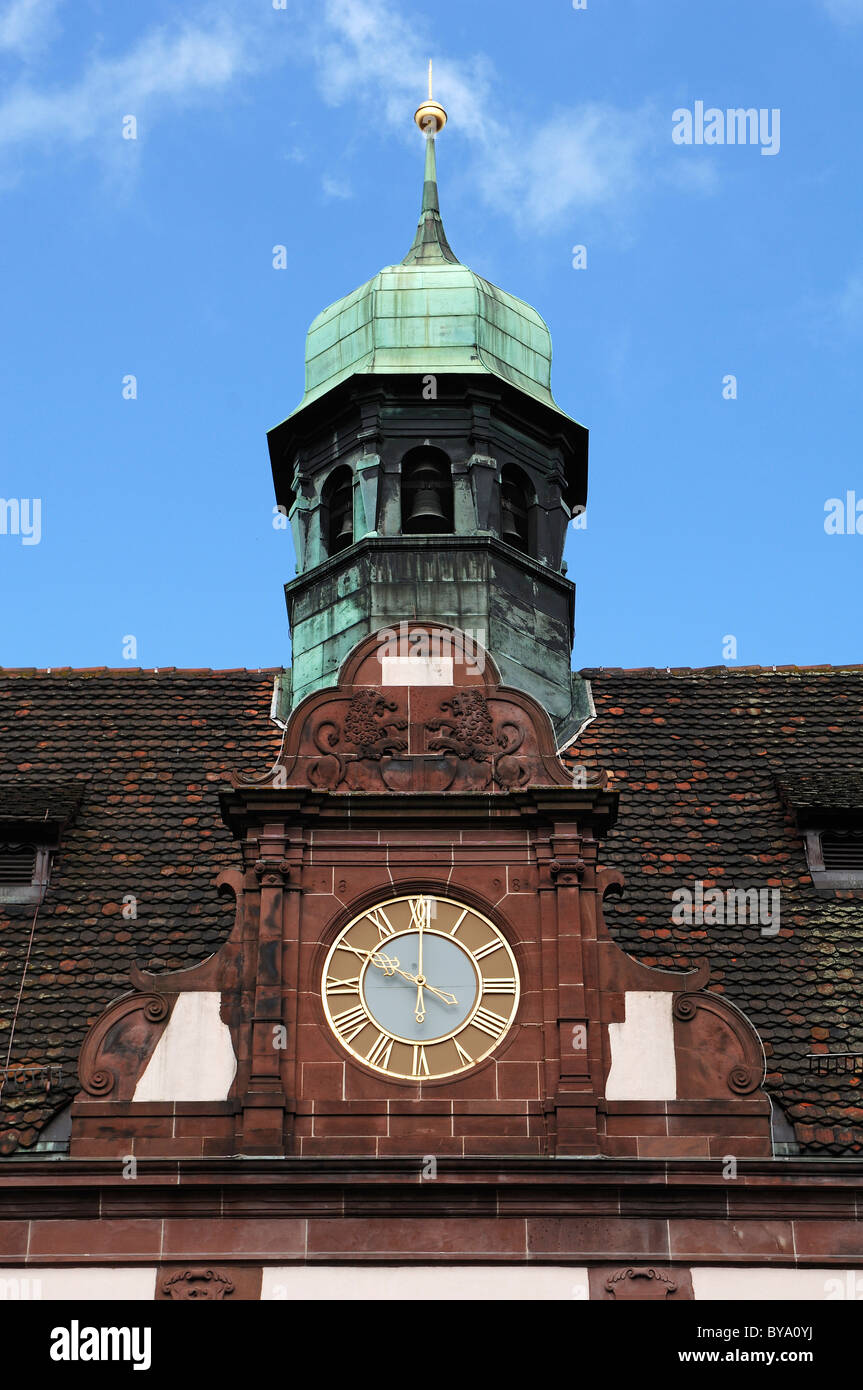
<box><xmin>268</xmin><ymin>102</ymin><xmax>590</xmax><ymax>741</ymax></box>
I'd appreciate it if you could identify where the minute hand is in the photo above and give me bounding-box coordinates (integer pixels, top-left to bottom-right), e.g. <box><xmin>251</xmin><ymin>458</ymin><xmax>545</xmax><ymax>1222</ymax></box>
<box><xmin>361</xmin><ymin>948</ymin><xmax>457</xmax><ymax>1005</ymax></box>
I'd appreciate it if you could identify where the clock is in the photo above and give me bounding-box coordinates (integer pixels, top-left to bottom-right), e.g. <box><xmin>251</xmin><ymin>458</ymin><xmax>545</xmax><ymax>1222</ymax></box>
<box><xmin>322</xmin><ymin>895</ymin><xmax>520</xmax><ymax>1080</ymax></box>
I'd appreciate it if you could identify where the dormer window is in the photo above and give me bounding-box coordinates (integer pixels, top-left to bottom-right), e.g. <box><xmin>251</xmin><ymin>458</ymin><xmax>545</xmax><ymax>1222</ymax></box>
<box><xmin>0</xmin><ymin>840</ymin><xmax>52</xmax><ymax>904</ymax></box>
<box><xmin>820</xmin><ymin>830</ymin><xmax>863</xmax><ymax>873</ymax></box>
<box><xmin>0</xmin><ymin>783</ymin><xmax>82</xmax><ymax>905</ymax></box>
<box><xmin>776</xmin><ymin>773</ymin><xmax>863</xmax><ymax>894</ymax></box>
<box><xmin>804</xmin><ymin>829</ymin><xmax>863</xmax><ymax>890</ymax></box>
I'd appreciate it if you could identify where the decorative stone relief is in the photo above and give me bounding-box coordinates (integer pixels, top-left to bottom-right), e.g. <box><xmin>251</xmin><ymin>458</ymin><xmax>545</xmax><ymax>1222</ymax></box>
<box><xmin>672</xmin><ymin>992</ymin><xmax>765</xmax><ymax>1098</ymax></box>
<box><xmin>308</xmin><ymin>690</ymin><xmax>408</xmax><ymax>789</ymax></box>
<box><xmin>587</xmin><ymin>1264</ymin><xmax>694</xmax><ymax>1300</ymax></box>
<box><xmin>604</xmin><ymin>1268</ymin><xmax>682</xmax><ymax>1300</ymax></box>
<box><xmin>426</xmin><ymin>691</ymin><xmax>529</xmax><ymax>790</ymax></box>
<box><xmin>262</xmin><ymin>625</ymin><xmax>577</xmax><ymax>795</ymax></box>
<box><xmin>78</xmin><ymin>993</ymin><xmax>172</xmax><ymax>1100</ymax></box>
<box><xmin>162</xmin><ymin>1268</ymin><xmax>235</xmax><ymax>1301</ymax></box>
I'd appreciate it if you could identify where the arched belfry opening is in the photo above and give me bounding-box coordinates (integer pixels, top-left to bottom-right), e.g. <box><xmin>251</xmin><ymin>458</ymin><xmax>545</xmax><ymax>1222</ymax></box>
<box><xmin>500</xmin><ymin>464</ymin><xmax>533</xmax><ymax>555</ymax></box>
<box><xmin>323</xmin><ymin>465</ymin><xmax>354</xmax><ymax>555</ymax></box>
<box><xmin>401</xmin><ymin>446</ymin><xmax>454</xmax><ymax>535</ymax></box>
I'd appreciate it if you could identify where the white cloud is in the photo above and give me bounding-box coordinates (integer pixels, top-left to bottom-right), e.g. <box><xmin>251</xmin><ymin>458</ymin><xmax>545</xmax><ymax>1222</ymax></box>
<box><xmin>312</xmin><ymin>0</ymin><xmax>490</xmax><ymax>138</ymax></box>
<box><xmin>322</xmin><ymin>174</ymin><xmax>352</xmax><ymax>199</ymax></box>
<box><xmin>822</xmin><ymin>0</ymin><xmax>863</xmax><ymax>23</ymax></box>
<box><xmin>802</xmin><ymin>264</ymin><xmax>863</xmax><ymax>342</ymax></box>
<box><xmin>0</xmin><ymin>0</ymin><xmax>63</xmax><ymax>55</ymax></box>
<box><xmin>836</xmin><ymin>267</ymin><xmax>863</xmax><ymax>330</ymax></box>
<box><xmin>307</xmin><ymin>0</ymin><xmax>697</xmax><ymax>237</ymax></box>
<box><xmin>0</xmin><ymin>13</ymin><xmax>261</xmax><ymax>152</ymax></box>
<box><xmin>475</xmin><ymin>106</ymin><xmax>650</xmax><ymax>235</ymax></box>
<box><xmin>0</xmin><ymin>0</ymin><xmax>712</xmax><ymax>237</ymax></box>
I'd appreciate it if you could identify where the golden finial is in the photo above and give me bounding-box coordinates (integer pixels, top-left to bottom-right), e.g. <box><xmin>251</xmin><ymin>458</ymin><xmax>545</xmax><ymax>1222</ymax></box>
<box><xmin>414</xmin><ymin>58</ymin><xmax>447</xmax><ymax>135</ymax></box>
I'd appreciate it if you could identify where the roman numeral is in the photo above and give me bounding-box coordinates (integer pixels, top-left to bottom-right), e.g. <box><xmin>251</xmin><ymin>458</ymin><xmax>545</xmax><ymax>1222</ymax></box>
<box><xmin>449</xmin><ymin>908</ymin><xmax>469</xmax><ymax>937</ymax></box>
<box><xmin>471</xmin><ymin>1007</ymin><xmax>508</xmax><ymax>1038</ymax></box>
<box><xmin>482</xmin><ymin>978</ymin><xmax>516</xmax><ymax>994</ymax></box>
<box><xmin>366</xmin><ymin>1032</ymin><xmax>394</xmax><ymax>1069</ymax></box>
<box><xmin>366</xmin><ymin>906</ymin><xmax>396</xmax><ymax>940</ymax></box>
<box><xmin>474</xmin><ymin>938</ymin><xmax>504</xmax><ymax>961</ymax></box>
<box><xmin>453</xmin><ymin>1038</ymin><xmax>474</xmax><ymax>1068</ymax></box>
<box><xmin>326</xmin><ymin>975</ymin><xmax>360</xmax><ymax>994</ymax></box>
<box><xmin>337</xmin><ymin>941</ymin><xmax>371</xmax><ymax>961</ymax></box>
<box><xmin>411</xmin><ymin>1044</ymin><xmax>430</xmax><ymax>1077</ymax></box>
<box><xmin>409</xmin><ymin>896</ymin><xmax>432</xmax><ymax>931</ymax></box>
<box><xmin>332</xmin><ymin>1004</ymin><xmax>368</xmax><ymax>1043</ymax></box>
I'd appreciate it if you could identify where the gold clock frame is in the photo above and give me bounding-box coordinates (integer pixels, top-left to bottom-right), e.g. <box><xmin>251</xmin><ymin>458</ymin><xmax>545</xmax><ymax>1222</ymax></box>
<box><xmin>321</xmin><ymin>894</ymin><xmax>520</xmax><ymax>1081</ymax></box>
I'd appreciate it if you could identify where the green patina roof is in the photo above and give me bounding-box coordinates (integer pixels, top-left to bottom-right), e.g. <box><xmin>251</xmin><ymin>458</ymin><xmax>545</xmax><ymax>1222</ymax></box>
<box><xmin>290</xmin><ymin>135</ymin><xmax>567</xmax><ymax>418</ymax></box>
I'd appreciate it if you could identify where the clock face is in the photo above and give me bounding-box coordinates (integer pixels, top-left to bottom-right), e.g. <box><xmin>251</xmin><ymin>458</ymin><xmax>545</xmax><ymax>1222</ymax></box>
<box><xmin>322</xmin><ymin>895</ymin><xmax>520</xmax><ymax>1080</ymax></box>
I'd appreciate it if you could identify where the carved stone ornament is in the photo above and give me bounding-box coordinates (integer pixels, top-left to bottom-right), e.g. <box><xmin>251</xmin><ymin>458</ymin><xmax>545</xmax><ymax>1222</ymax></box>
<box><xmin>253</xmin><ymin>857</ymin><xmax>292</xmax><ymax>887</ymax></box>
<box><xmin>307</xmin><ymin>689</ymin><xmax>409</xmax><ymax>788</ymax></box>
<box><xmin>426</xmin><ymin>690</ymin><xmax>529</xmax><ymax>790</ymax></box>
<box><xmin>343</xmin><ymin>689</ymin><xmax>409</xmax><ymax>759</ymax></box>
<box><xmin>162</xmin><ymin>1268</ymin><xmax>235</xmax><ymax>1301</ymax></box>
<box><xmin>77</xmin><ymin>992</ymin><xmax>172</xmax><ymax>1098</ymax></box>
<box><xmin>604</xmin><ymin>1267</ymin><xmax>678</xmax><ymax>1300</ymax></box>
<box><xmin>549</xmin><ymin>857</ymin><xmax>586</xmax><ymax>884</ymax></box>
<box><xmin>426</xmin><ymin>690</ymin><xmax>498</xmax><ymax>762</ymax></box>
<box><xmin>672</xmin><ymin>991</ymin><xmax>764</xmax><ymax>1096</ymax></box>
<box><xmin>245</xmin><ymin>624</ymin><xmax>584</xmax><ymax>796</ymax></box>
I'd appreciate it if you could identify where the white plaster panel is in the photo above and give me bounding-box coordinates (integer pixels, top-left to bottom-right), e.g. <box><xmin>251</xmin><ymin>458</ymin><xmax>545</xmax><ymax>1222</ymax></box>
<box><xmin>133</xmin><ymin>991</ymin><xmax>236</xmax><ymax>1102</ymax></box>
<box><xmin>692</xmin><ymin>1267</ymin><xmax>852</xmax><ymax>1301</ymax></box>
<box><xmin>381</xmin><ymin>655</ymin><xmax>454</xmax><ymax>685</ymax></box>
<box><xmin>0</xmin><ymin>1267</ymin><xmax>157</xmax><ymax>1300</ymax></box>
<box><xmin>261</xmin><ymin>1266</ymin><xmax>591</xmax><ymax>1301</ymax></box>
<box><xmin>605</xmin><ymin>990</ymin><xmax>677</xmax><ymax>1100</ymax></box>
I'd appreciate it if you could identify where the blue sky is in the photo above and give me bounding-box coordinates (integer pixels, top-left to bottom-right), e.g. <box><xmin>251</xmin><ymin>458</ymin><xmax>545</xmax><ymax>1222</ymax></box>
<box><xmin>0</xmin><ymin>0</ymin><xmax>861</xmax><ymax>673</ymax></box>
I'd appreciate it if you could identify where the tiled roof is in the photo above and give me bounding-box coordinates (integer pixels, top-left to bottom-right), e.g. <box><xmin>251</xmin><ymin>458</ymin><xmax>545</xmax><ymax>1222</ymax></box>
<box><xmin>571</xmin><ymin>665</ymin><xmax>863</xmax><ymax>1157</ymax></box>
<box><xmin>0</xmin><ymin>669</ymin><xmax>282</xmax><ymax>1155</ymax></box>
<box><xmin>0</xmin><ymin>780</ymin><xmax>83</xmax><ymax>826</ymax></box>
<box><xmin>1</xmin><ymin>663</ymin><xmax>862</xmax><ymax>1157</ymax></box>
<box><xmin>775</xmin><ymin>770</ymin><xmax>863</xmax><ymax>820</ymax></box>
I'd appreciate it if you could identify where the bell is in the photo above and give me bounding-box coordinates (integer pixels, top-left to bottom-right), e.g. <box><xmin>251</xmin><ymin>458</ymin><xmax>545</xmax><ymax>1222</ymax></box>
<box><xmin>406</xmin><ymin>460</ymin><xmax>447</xmax><ymax>530</ymax></box>
<box><xmin>408</xmin><ymin>486</ymin><xmax>446</xmax><ymax>527</ymax></box>
<box><xmin>501</xmin><ymin>503</ymin><xmax>522</xmax><ymax>545</ymax></box>
<box><xmin>501</xmin><ymin>491</ymin><xmax>527</xmax><ymax>549</ymax></box>
<box><xmin>334</xmin><ymin>510</ymin><xmax>352</xmax><ymax>545</ymax></box>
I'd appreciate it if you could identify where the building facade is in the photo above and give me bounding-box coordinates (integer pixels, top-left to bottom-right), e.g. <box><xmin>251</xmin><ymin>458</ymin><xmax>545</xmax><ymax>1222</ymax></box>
<box><xmin>1</xmin><ymin>99</ymin><xmax>862</xmax><ymax>1302</ymax></box>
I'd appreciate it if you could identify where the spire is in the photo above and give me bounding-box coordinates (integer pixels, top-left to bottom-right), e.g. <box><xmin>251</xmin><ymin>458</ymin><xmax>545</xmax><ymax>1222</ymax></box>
<box><xmin>403</xmin><ymin>61</ymin><xmax>459</xmax><ymax>266</ymax></box>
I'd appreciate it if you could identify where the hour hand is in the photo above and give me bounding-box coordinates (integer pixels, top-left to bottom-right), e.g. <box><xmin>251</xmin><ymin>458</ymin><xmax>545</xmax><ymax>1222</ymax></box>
<box><xmin>396</xmin><ymin>967</ymin><xmax>457</xmax><ymax>1006</ymax></box>
<box><xmin>423</xmin><ymin>982</ymin><xmax>458</xmax><ymax>1006</ymax></box>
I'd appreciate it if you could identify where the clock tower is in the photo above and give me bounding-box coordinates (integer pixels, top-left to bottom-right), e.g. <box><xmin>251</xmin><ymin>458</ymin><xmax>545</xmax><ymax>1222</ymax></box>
<box><xmin>71</xmin><ymin>90</ymin><xmax>771</xmax><ymax>1171</ymax></box>
<box><xmin>267</xmin><ymin>89</ymin><xmax>591</xmax><ymax>743</ymax></box>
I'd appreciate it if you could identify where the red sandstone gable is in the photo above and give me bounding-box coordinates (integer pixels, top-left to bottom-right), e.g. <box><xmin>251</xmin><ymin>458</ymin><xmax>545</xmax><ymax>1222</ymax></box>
<box><xmin>1</xmin><ymin>661</ymin><xmax>862</xmax><ymax>1158</ymax></box>
<box><xmin>67</xmin><ymin>629</ymin><xmax>770</xmax><ymax>1162</ymax></box>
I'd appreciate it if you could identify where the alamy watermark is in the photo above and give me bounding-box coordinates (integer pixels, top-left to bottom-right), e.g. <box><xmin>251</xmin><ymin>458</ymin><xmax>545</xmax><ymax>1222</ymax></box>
<box><xmin>672</xmin><ymin>103</ymin><xmax>780</xmax><ymax>157</ymax></box>
<box><xmin>0</xmin><ymin>498</ymin><xmax>41</xmax><ymax>545</ymax></box>
<box><xmin>672</xmin><ymin>881</ymin><xmax>780</xmax><ymax>936</ymax></box>
<box><xmin>824</xmin><ymin>492</ymin><xmax>863</xmax><ymax>535</ymax></box>
<box><xmin>376</xmin><ymin>622</ymin><xmax>487</xmax><ymax>678</ymax></box>
<box><xmin>50</xmin><ymin>1323</ymin><xmax>151</xmax><ymax>1371</ymax></box>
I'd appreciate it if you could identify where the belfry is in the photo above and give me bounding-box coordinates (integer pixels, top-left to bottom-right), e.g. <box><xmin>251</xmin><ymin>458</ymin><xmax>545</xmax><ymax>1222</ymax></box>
<box><xmin>269</xmin><ymin>77</ymin><xmax>589</xmax><ymax>736</ymax></box>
